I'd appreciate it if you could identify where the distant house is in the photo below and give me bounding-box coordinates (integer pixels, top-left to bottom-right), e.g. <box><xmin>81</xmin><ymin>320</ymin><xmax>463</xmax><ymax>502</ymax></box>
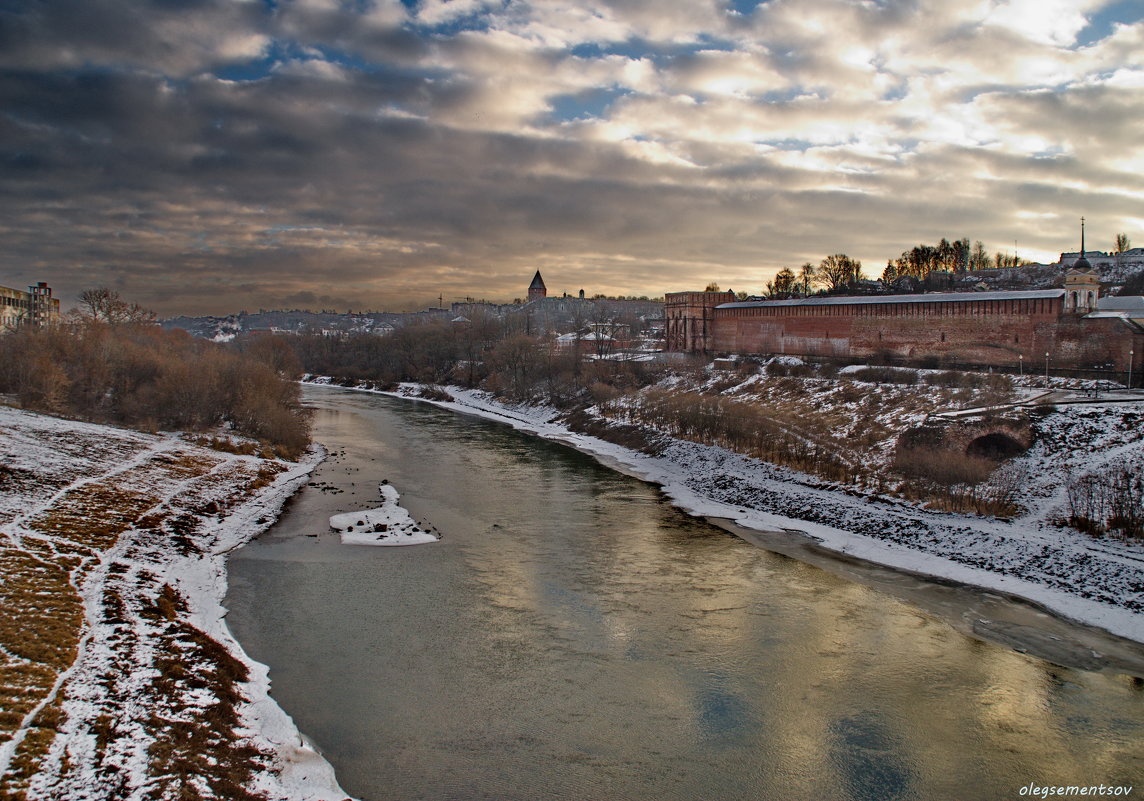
<box><xmin>1060</xmin><ymin>247</ymin><xmax>1144</xmax><ymax>270</ymax></box>
<box><xmin>555</xmin><ymin>331</ymin><xmax>616</xmax><ymax>354</ymax></box>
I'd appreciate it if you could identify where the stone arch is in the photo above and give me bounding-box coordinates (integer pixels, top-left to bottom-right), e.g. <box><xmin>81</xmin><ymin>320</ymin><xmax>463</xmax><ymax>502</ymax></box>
<box><xmin>965</xmin><ymin>432</ymin><xmax>1027</xmax><ymax>460</ymax></box>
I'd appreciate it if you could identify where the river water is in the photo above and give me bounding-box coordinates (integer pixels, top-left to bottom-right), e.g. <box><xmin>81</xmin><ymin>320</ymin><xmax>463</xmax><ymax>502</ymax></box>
<box><xmin>226</xmin><ymin>386</ymin><xmax>1144</xmax><ymax>800</ymax></box>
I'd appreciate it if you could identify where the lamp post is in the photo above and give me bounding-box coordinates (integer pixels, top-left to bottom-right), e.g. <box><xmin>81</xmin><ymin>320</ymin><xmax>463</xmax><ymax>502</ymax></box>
<box><xmin>1019</xmin><ymin>354</ymin><xmax>1023</xmax><ymax>377</ymax></box>
<box><xmin>1130</xmin><ymin>349</ymin><xmax>1135</xmax><ymax>390</ymax></box>
<box><xmin>1044</xmin><ymin>351</ymin><xmax>1050</xmax><ymax>385</ymax></box>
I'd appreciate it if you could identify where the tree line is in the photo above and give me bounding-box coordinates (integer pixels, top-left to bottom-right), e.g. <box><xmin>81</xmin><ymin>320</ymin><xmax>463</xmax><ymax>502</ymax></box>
<box><xmin>751</xmin><ymin>232</ymin><xmax>1134</xmax><ymax>300</ymax></box>
<box><xmin>0</xmin><ymin>291</ymin><xmax>311</xmax><ymax>458</ymax></box>
<box><xmin>291</xmin><ymin>311</ymin><xmax>664</xmax><ymax>406</ymax></box>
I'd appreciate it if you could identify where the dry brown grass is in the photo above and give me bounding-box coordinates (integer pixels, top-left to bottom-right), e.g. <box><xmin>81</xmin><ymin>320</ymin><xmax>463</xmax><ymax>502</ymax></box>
<box><xmin>139</xmin><ymin>585</ymin><xmax>271</xmax><ymax>801</ymax></box>
<box><xmin>28</xmin><ymin>484</ymin><xmax>160</xmax><ymax>552</ymax></box>
<box><xmin>3</xmin><ymin>700</ymin><xmax>66</xmax><ymax>791</ymax></box>
<box><xmin>0</xmin><ymin>546</ymin><xmax>83</xmax><ymax>767</ymax></box>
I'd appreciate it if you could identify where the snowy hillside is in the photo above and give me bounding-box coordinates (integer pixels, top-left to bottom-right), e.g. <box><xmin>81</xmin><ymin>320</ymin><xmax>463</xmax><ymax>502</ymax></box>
<box><xmin>0</xmin><ymin>406</ymin><xmax>351</xmax><ymax>801</ymax></box>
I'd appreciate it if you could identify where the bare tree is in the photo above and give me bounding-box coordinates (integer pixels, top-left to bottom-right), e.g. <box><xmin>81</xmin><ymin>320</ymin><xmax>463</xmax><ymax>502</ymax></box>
<box><xmin>969</xmin><ymin>241</ymin><xmax>990</xmax><ymax>271</ymax></box>
<box><xmin>1115</xmin><ymin>233</ymin><xmax>1131</xmax><ymax>270</ymax></box>
<box><xmin>772</xmin><ymin>267</ymin><xmax>797</xmax><ymax>298</ymax></box>
<box><xmin>589</xmin><ymin>301</ymin><xmax>623</xmax><ymax>359</ymax></box>
<box><xmin>816</xmin><ymin>254</ymin><xmax>863</xmax><ymax>291</ymax></box>
<box><xmin>798</xmin><ymin>262</ymin><xmax>815</xmax><ymax>296</ymax></box>
<box><xmin>488</xmin><ymin>334</ymin><xmax>542</xmax><ymax>399</ymax></box>
<box><xmin>75</xmin><ymin>288</ymin><xmax>157</xmax><ymax>325</ymax></box>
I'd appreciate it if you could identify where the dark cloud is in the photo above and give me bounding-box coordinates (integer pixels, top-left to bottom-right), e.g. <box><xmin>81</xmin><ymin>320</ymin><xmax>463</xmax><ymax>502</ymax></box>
<box><xmin>0</xmin><ymin>0</ymin><xmax>270</xmax><ymax>75</ymax></box>
<box><xmin>0</xmin><ymin>0</ymin><xmax>1140</xmax><ymax>313</ymax></box>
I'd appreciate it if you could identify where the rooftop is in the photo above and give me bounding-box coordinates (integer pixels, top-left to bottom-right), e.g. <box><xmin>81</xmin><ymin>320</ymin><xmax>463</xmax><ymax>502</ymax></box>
<box><xmin>718</xmin><ymin>288</ymin><xmax>1065</xmax><ymax>309</ymax></box>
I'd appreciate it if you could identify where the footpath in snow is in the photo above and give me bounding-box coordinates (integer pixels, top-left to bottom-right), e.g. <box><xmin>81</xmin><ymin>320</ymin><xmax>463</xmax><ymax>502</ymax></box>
<box><xmin>305</xmin><ymin>379</ymin><xmax>1144</xmax><ymax>647</ymax></box>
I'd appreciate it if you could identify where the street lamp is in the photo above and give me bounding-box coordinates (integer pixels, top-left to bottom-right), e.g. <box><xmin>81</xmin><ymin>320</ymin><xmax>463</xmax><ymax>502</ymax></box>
<box><xmin>1130</xmin><ymin>349</ymin><xmax>1135</xmax><ymax>390</ymax></box>
<box><xmin>1018</xmin><ymin>354</ymin><xmax>1023</xmax><ymax>377</ymax></box>
<box><xmin>1044</xmin><ymin>351</ymin><xmax>1050</xmax><ymax>385</ymax></box>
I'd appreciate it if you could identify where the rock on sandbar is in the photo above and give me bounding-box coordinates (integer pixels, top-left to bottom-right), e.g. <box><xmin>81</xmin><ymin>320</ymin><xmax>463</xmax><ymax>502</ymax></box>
<box><xmin>329</xmin><ymin>484</ymin><xmax>438</xmax><ymax>546</ymax></box>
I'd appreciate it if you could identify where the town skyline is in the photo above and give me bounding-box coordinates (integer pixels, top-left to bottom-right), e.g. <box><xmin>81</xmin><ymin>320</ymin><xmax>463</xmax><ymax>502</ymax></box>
<box><xmin>2</xmin><ymin>0</ymin><xmax>1142</xmax><ymax>316</ymax></box>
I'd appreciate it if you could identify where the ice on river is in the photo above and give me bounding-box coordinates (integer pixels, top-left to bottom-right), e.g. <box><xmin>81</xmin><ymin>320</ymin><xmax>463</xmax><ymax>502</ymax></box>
<box><xmin>330</xmin><ymin>483</ymin><xmax>438</xmax><ymax>545</ymax></box>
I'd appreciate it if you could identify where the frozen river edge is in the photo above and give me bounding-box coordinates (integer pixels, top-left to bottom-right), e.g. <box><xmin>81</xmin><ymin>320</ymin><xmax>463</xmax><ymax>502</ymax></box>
<box><xmin>304</xmin><ymin>380</ymin><xmax>1144</xmax><ymax>657</ymax></box>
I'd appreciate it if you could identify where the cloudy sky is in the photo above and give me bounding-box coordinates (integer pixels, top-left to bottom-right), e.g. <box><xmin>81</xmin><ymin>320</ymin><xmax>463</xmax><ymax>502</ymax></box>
<box><xmin>2</xmin><ymin>0</ymin><xmax>1142</xmax><ymax>315</ymax></box>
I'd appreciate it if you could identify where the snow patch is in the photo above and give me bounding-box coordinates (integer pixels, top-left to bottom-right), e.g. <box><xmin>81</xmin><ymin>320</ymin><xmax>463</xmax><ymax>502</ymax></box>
<box><xmin>330</xmin><ymin>484</ymin><xmax>438</xmax><ymax>546</ymax></box>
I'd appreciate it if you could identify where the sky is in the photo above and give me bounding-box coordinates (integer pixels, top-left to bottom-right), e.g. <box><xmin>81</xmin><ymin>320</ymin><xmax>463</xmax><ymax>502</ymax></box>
<box><xmin>1</xmin><ymin>0</ymin><xmax>1143</xmax><ymax>315</ymax></box>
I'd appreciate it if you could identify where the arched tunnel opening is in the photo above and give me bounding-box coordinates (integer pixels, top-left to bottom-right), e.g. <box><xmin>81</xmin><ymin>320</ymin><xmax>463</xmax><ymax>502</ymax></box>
<box><xmin>965</xmin><ymin>432</ymin><xmax>1027</xmax><ymax>460</ymax></box>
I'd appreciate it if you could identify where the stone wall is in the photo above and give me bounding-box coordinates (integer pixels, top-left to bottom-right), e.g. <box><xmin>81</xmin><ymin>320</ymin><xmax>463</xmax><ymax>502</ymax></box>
<box><xmin>700</xmin><ymin>293</ymin><xmax>1143</xmax><ymax>373</ymax></box>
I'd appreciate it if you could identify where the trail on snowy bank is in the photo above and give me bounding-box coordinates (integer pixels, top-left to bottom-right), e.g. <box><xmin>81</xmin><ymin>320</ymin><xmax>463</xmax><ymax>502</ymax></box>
<box><xmin>303</xmin><ymin>378</ymin><xmax>1144</xmax><ymax>647</ymax></box>
<box><xmin>0</xmin><ymin>406</ymin><xmax>353</xmax><ymax>801</ymax></box>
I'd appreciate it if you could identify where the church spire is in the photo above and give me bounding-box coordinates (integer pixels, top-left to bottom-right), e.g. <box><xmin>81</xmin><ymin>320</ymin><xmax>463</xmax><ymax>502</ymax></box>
<box><xmin>1073</xmin><ymin>216</ymin><xmax>1092</xmax><ymax>272</ymax></box>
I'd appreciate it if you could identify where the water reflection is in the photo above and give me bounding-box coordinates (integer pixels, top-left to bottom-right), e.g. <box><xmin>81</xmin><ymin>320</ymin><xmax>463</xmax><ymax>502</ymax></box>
<box><xmin>225</xmin><ymin>387</ymin><xmax>1144</xmax><ymax>801</ymax></box>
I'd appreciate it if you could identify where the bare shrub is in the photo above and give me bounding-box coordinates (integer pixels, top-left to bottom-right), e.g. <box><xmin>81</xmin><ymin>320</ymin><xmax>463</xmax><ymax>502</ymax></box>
<box><xmin>850</xmin><ymin>366</ymin><xmax>919</xmax><ymax>385</ymax></box>
<box><xmin>892</xmin><ymin>445</ymin><xmax>1021</xmax><ymax>515</ymax></box>
<box><xmin>417</xmin><ymin>385</ymin><xmax>453</xmax><ymax>402</ymax></box>
<box><xmin>1066</xmin><ymin>466</ymin><xmax>1144</xmax><ymax>538</ymax></box>
<box><xmin>817</xmin><ymin>361</ymin><xmax>840</xmax><ymax>379</ymax></box>
<box><xmin>983</xmin><ymin>373</ymin><xmax>1014</xmax><ymax>392</ymax></box>
<box><xmin>766</xmin><ymin>360</ymin><xmax>814</xmax><ymax>378</ymax></box>
<box><xmin>923</xmin><ymin>370</ymin><xmax>973</xmax><ymax>388</ymax></box>
<box><xmin>894</xmin><ymin>447</ymin><xmax>994</xmax><ymax>487</ymax></box>
<box><xmin>0</xmin><ymin>316</ymin><xmax>311</xmax><ymax>459</ymax></box>
<box><xmin>614</xmin><ymin>388</ymin><xmax>853</xmax><ymax>483</ymax></box>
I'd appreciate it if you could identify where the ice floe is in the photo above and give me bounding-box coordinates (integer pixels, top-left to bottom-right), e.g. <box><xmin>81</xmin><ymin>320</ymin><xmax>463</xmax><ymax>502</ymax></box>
<box><xmin>330</xmin><ymin>483</ymin><xmax>438</xmax><ymax>545</ymax></box>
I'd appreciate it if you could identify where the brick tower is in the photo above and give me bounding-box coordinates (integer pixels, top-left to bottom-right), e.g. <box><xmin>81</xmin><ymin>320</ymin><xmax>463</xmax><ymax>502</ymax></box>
<box><xmin>528</xmin><ymin>270</ymin><xmax>546</xmax><ymax>302</ymax></box>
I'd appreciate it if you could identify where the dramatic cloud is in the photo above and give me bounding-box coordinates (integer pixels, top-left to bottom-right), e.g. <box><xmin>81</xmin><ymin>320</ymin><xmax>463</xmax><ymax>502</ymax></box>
<box><xmin>0</xmin><ymin>0</ymin><xmax>1141</xmax><ymax>314</ymax></box>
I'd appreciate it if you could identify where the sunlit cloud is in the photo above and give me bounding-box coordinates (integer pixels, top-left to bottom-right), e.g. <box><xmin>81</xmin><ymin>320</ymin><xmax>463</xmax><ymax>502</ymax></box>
<box><xmin>0</xmin><ymin>0</ymin><xmax>1141</xmax><ymax>313</ymax></box>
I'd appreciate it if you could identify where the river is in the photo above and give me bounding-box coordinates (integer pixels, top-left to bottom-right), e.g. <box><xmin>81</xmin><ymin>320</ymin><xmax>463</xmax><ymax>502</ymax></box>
<box><xmin>226</xmin><ymin>385</ymin><xmax>1144</xmax><ymax>800</ymax></box>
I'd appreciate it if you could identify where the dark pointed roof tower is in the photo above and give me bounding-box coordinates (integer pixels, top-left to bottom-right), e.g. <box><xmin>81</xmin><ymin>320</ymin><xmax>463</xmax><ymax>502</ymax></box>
<box><xmin>1074</xmin><ymin>216</ymin><xmax>1092</xmax><ymax>271</ymax></box>
<box><xmin>528</xmin><ymin>270</ymin><xmax>547</xmax><ymax>302</ymax></box>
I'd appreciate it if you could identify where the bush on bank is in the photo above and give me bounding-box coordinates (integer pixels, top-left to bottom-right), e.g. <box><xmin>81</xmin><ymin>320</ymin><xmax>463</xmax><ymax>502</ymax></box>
<box><xmin>0</xmin><ymin>322</ymin><xmax>310</xmax><ymax>459</ymax></box>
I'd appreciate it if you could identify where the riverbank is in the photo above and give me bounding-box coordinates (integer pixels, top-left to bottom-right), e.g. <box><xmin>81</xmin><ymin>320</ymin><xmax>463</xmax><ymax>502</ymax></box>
<box><xmin>0</xmin><ymin>405</ymin><xmax>352</xmax><ymax>801</ymax></box>
<box><xmin>305</xmin><ymin>378</ymin><xmax>1144</xmax><ymax>647</ymax></box>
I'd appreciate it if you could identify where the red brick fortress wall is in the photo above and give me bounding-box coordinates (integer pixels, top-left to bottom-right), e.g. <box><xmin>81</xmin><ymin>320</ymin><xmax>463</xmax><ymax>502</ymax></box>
<box><xmin>702</xmin><ymin>291</ymin><xmax>1142</xmax><ymax>372</ymax></box>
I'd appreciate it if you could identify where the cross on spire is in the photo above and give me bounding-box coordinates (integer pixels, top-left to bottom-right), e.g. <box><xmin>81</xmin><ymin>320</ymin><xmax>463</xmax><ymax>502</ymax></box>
<box><xmin>1080</xmin><ymin>216</ymin><xmax>1086</xmax><ymax>255</ymax></box>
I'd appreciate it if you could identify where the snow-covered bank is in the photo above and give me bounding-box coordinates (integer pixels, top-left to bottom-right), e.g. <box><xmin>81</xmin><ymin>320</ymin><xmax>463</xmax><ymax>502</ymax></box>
<box><xmin>0</xmin><ymin>405</ymin><xmax>354</xmax><ymax>801</ymax></box>
<box><xmin>305</xmin><ymin>379</ymin><xmax>1144</xmax><ymax>646</ymax></box>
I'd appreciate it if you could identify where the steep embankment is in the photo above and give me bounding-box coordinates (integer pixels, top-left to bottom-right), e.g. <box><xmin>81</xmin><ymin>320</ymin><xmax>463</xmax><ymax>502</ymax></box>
<box><xmin>0</xmin><ymin>405</ymin><xmax>350</xmax><ymax>801</ymax></box>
